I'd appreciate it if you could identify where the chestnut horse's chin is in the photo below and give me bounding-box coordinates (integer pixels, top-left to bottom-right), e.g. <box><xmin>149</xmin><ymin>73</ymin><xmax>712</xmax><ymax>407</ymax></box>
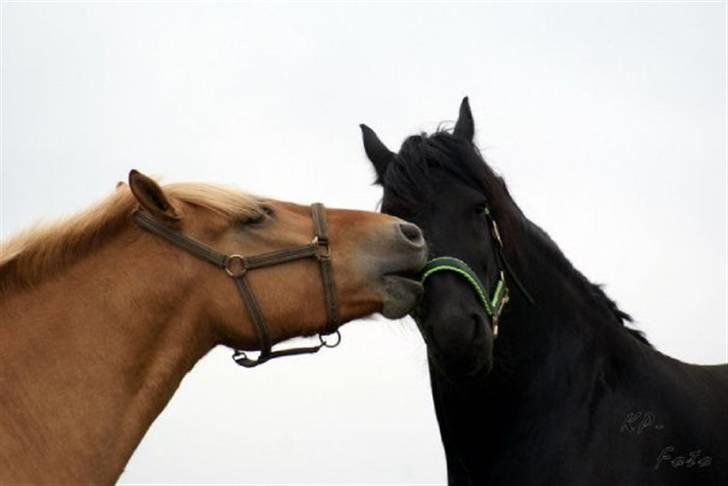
<box><xmin>381</xmin><ymin>275</ymin><xmax>424</xmax><ymax>318</ymax></box>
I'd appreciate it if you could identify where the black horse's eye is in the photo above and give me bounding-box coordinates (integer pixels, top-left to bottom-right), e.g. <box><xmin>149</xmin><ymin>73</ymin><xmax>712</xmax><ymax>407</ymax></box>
<box><xmin>473</xmin><ymin>202</ymin><xmax>488</xmax><ymax>215</ymax></box>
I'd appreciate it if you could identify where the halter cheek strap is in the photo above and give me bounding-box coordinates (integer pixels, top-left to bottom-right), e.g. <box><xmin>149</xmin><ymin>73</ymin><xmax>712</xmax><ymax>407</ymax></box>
<box><xmin>132</xmin><ymin>202</ymin><xmax>341</xmax><ymax>368</ymax></box>
<box><xmin>419</xmin><ymin>206</ymin><xmax>534</xmax><ymax>338</ymax></box>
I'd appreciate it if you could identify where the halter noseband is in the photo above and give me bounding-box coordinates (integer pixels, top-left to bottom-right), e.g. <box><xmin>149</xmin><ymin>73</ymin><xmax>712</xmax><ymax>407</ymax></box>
<box><xmin>420</xmin><ymin>206</ymin><xmax>533</xmax><ymax>337</ymax></box>
<box><xmin>132</xmin><ymin>203</ymin><xmax>340</xmax><ymax>368</ymax></box>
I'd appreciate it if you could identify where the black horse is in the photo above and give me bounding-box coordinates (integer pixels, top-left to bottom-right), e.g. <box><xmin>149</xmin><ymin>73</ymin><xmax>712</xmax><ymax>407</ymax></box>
<box><xmin>360</xmin><ymin>98</ymin><xmax>728</xmax><ymax>485</ymax></box>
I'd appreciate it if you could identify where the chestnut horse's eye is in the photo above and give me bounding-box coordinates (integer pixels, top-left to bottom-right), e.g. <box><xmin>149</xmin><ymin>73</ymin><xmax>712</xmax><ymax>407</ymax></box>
<box><xmin>243</xmin><ymin>206</ymin><xmax>274</xmax><ymax>226</ymax></box>
<box><xmin>248</xmin><ymin>213</ymin><xmax>265</xmax><ymax>225</ymax></box>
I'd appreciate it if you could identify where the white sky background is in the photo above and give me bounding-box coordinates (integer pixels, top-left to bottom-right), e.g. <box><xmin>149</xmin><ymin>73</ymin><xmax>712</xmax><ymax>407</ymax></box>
<box><xmin>1</xmin><ymin>2</ymin><xmax>726</xmax><ymax>484</ymax></box>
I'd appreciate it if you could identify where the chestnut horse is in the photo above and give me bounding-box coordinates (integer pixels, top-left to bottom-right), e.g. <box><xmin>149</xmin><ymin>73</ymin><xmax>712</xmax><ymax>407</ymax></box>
<box><xmin>0</xmin><ymin>170</ymin><xmax>426</xmax><ymax>484</ymax></box>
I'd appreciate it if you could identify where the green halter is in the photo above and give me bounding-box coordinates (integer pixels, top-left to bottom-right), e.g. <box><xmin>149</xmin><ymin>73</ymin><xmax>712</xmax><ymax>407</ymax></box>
<box><xmin>419</xmin><ymin>208</ymin><xmax>511</xmax><ymax>337</ymax></box>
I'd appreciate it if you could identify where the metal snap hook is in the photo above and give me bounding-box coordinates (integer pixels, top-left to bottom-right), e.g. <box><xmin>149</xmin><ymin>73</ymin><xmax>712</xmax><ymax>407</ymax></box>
<box><xmin>232</xmin><ymin>349</ymin><xmax>265</xmax><ymax>368</ymax></box>
<box><xmin>319</xmin><ymin>330</ymin><xmax>341</xmax><ymax>348</ymax></box>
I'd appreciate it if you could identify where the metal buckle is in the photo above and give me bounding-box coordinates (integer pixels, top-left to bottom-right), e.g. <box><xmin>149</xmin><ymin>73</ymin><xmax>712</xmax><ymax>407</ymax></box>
<box><xmin>492</xmin><ymin>288</ymin><xmax>509</xmax><ymax>339</ymax></box>
<box><xmin>319</xmin><ymin>330</ymin><xmax>341</xmax><ymax>348</ymax></box>
<box><xmin>496</xmin><ymin>288</ymin><xmax>510</xmax><ymax>316</ymax></box>
<box><xmin>312</xmin><ymin>235</ymin><xmax>331</xmax><ymax>260</ymax></box>
<box><xmin>224</xmin><ymin>254</ymin><xmax>247</xmax><ymax>278</ymax></box>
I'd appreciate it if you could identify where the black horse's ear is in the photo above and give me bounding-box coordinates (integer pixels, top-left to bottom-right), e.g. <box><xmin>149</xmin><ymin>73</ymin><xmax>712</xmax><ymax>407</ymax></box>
<box><xmin>360</xmin><ymin>124</ymin><xmax>394</xmax><ymax>184</ymax></box>
<box><xmin>454</xmin><ymin>96</ymin><xmax>474</xmax><ymax>142</ymax></box>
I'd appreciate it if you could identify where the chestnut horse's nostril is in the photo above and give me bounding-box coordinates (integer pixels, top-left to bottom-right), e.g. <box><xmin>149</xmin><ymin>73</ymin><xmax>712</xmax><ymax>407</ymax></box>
<box><xmin>398</xmin><ymin>222</ymin><xmax>425</xmax><ymax>246</ymax></box>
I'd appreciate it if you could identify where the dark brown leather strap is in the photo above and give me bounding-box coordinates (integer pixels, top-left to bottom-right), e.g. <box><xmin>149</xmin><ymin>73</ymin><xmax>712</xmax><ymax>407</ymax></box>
<box><xmin>132</xmin><ymin>210</ymin><xmax>228</xmax><ymax>268</ymax></box>
<box><xmin>233</xmin><ymin>276</ymin><xmax>272</xmax><ymax>357</ymax></box>
<box><xmin>312</xmin><ymin>203</ymin><xmax>339</xmax><ymax>333</ymax></box>
<box><xmin>131</xmin><ymin>203</ymin><xmax>341</xmax><ymax>368</ymax></box>
<box><xmin>245</xmin><ymin>245</ymin><xmax>318</xmax><ymax>269</ymax></box>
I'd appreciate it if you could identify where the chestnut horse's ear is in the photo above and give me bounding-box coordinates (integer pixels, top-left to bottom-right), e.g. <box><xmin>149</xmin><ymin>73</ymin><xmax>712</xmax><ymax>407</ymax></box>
<box><xmin>454</xmin><ymin>96</ymin><xmax>474</xmax><ymax>142</ymax></box>
<box><xmin>360</xmin><ymin>124</ymin><xmax>394</xmax><ymax>184</ymax></box>
<box><xmin>128</xmin><ymin>169</ymin><xmax>179</xmax><ymax>222</ymax></box>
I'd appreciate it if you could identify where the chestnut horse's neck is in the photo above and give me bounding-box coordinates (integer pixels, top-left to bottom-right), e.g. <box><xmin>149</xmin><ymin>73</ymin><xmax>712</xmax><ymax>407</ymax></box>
<box><xmin>0</xmin><ymin>226</ymin><xmax>218</xmax><ymax>485</ymax></box>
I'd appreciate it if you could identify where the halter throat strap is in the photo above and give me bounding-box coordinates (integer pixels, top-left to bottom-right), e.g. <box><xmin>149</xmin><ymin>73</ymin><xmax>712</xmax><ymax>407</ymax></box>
<box><xmin>131</xmin><ymin>202</ymin><xmax>340</xmax><ymax>368</ymax></box>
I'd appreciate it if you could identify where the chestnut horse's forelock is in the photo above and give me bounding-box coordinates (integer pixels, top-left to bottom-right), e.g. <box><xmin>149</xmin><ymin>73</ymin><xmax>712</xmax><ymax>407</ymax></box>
<box><xmin>0</xmin><ymin>182</ymin><xmax>262</xmax><ymax>296</ymax></box>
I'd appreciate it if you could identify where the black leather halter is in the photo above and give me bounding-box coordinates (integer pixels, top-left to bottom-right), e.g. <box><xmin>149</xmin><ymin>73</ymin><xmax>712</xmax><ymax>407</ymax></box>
<box><xmin>131</xmin><ymin>203</ymin><xmax>340</xmax><ymax>368</ymax></box>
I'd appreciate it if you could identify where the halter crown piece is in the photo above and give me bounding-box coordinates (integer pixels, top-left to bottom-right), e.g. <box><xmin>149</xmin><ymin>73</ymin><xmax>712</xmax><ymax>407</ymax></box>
<box><xmin>132</xmin><ymin>203</ymin><xmax>341</xmax><ymax>368</ymax></box>
<box><xmin>420</xmin><ymin>206</ymin><xmax>526</xmax><ymax>337</ymax></box>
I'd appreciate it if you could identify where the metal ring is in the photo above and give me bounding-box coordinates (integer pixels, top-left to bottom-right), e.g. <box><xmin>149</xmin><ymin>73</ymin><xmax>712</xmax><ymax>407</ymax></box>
<box><xmin>224</xmin><ymin>254</ymin><xmax>247</xmax><ymax>278</ymax></box>
<box><xmin>319</xmin><ymin>330</ymin><xmax>341</xmax><ymax>348</ymax></box>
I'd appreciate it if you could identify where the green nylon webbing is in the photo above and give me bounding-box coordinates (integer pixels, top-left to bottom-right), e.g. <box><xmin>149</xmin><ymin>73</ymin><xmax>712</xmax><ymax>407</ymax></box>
<box><xmin>420</xmin><ymin>256</ymin><xmax>507</xmax><ymax>317</ymax></box>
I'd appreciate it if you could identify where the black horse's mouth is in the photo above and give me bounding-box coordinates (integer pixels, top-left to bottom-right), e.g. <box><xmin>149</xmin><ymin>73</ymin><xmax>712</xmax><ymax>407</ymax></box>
<box><xmin>416</xmin><ymin>309</ymin><xmax>494</xmax><ymax>380</ymax></box>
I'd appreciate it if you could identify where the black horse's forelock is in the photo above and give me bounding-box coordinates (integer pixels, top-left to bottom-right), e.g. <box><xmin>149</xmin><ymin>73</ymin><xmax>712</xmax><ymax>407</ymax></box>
<box><xmin>382</xmin><ymin>130</ymin><xmax>493</xmax><ymax>208</ymax></box>
<box><xmin>382</xmin><ymin>127</ymin><xmax>651</xmax><ymax>346</ymax></box>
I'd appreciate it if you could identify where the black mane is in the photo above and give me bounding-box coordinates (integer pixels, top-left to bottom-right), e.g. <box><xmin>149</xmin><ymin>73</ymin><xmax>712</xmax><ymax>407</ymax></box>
<box><xmin>382</xmin><ymin>128</ymin><xmax>650</xmax><ymax>346</ymax></box>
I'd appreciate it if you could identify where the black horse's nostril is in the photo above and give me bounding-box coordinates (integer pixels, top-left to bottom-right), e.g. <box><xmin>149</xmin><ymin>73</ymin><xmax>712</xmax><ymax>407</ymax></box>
<box><xmin>398</xmin><ymin>222</ymin><xmax>425</xmax><ymax>246</ymax></box>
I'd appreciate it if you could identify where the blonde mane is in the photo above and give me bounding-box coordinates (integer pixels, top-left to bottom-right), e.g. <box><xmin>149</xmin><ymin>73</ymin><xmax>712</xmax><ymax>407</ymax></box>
<box><xmin>0</xmin><ymin>181</ymin><xmax>261</xmax><ymax>295</ymax></box>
